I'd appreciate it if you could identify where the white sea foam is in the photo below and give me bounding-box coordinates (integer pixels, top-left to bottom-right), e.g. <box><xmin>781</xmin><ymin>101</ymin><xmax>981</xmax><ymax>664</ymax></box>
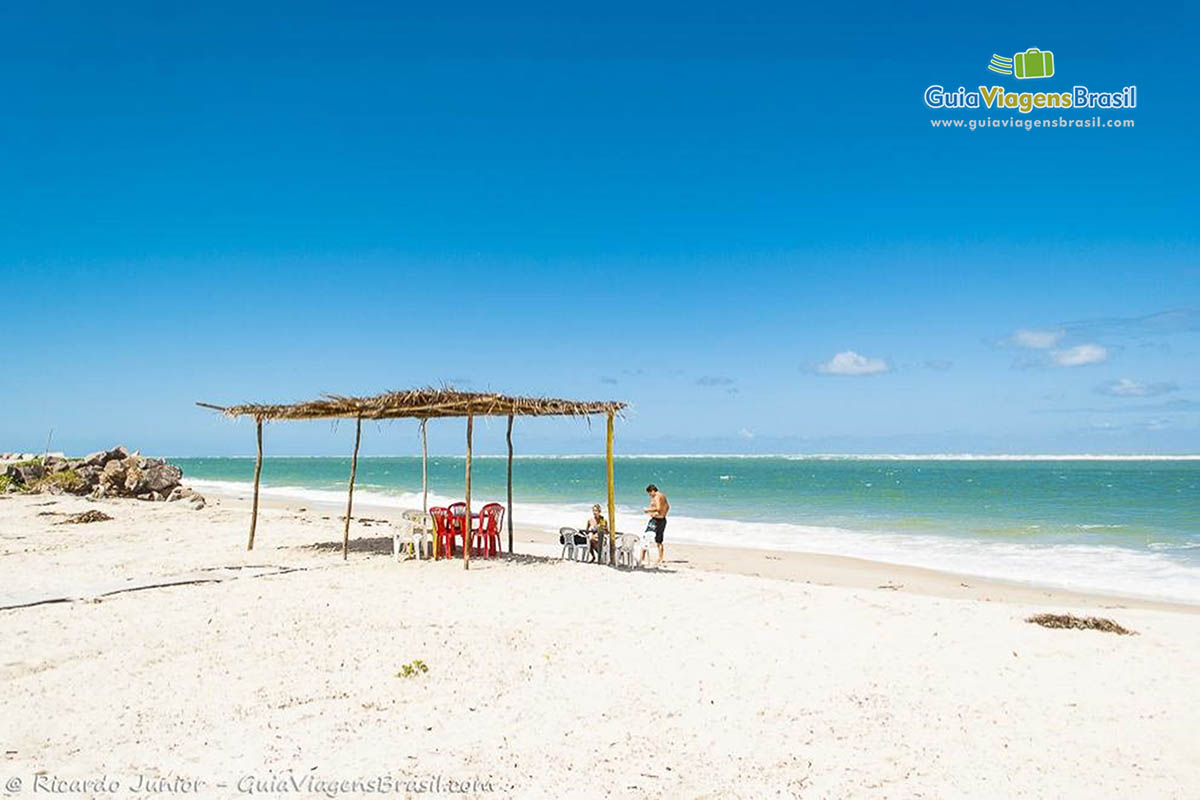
<box><xmin>660</xmin><ymin>513</ymin><xmax>1200</xmax><ymax>605</ymax></box>
<box><xmin>190</xmin><ymin>478</ymin><xmax>1200</xmax><ymax>605</ymax></box>
<box><xmin>189</xmin><ymin>479</ymin><xmax>608</xmax><ymax>530</ymax></box>
<box><xmin>1149</xmin><ymin>541</ymin><xmax>1200</xmax><ymax>551</ymax></box>
<box><xmin>190</xmin><ymin>479</ymin><xmax>464</xmax><ymax>512</ymax></box>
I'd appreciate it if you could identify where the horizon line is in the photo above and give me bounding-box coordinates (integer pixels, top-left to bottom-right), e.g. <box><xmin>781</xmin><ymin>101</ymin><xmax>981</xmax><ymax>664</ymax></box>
<box><xmin>160</xmin><ymin>452</ymin><xmax>1200</xmax><ymax>461</ymax></box>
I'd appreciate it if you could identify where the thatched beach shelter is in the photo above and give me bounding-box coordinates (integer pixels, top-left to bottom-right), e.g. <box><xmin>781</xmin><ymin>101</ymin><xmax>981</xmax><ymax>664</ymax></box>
<box><xmin>197</xmin><ymin>388</ymin><xmax>626</xmax><ymax>568</ymax></box>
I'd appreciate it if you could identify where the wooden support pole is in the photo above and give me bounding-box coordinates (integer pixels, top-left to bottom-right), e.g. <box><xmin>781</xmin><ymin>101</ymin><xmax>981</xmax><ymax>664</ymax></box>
<box><xmin>342</xmin><ymin>415</ymin><xmax>362</xmax><ymax>561</ymax></box>
<box><xmin>464</xmin><ymin>411</ymin><xmax>473</xmax><ymax>570</ymax></box>
<box><xmin>247</xmin><ymin>418</ymin><xmax>263</xmax><ymax>551</ymax></box>
<box><xmin>606</xmin><ymin>410</ymin><xmax>616</xmax><ymax>565</ymax></box>
<box><xmin>420</xmin><ymin>419</ymin><xmax>428</xmax><ymax>515</ymax></box>
<box><xmin>423</xmin><ymin>420</ymin><xmax>437</xmax><ymax>559</ymax></box>
<box><xmin>422</xmin><ymin>418</ymin><xmax>433</xmax><ymax>560</ymax></box>
<box><xmin>506</xmin><ymin>413</ymin><xmax>514</xmax><ymax>555</ymax></box>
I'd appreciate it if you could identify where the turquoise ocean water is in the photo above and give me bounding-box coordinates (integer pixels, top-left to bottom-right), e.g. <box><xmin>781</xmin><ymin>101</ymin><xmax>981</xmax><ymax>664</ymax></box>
<box><xmin>176</xmin><ymin>456</ymin><xmax>1200</xmax><ymax>604</ymax></box>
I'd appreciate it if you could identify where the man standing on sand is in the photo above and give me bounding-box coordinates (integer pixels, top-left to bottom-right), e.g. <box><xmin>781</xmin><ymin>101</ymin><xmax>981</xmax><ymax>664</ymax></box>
<box><xmin>642</xmin><ymin>483</ymin><xmax>669</xmax><ymax>566</ymax></box>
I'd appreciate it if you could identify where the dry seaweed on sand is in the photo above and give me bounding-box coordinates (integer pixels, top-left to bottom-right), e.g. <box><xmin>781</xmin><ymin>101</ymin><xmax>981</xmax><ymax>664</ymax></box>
<box><xmin>55</xmin><ymin>510</ymin><xmax>114</xmax><ymax>525</ymax></box>
<box><xmin>1026</xmin><ymin>613</ymin><xmax>1137</xmax><ymax>635</ymax></box>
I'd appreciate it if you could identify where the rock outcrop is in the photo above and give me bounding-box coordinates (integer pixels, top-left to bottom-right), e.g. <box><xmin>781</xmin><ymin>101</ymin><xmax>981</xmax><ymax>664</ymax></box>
<box><xmin>2</xmin><ymin>448</ymin><xmax>203</xmax><ymax>507</ymax></box>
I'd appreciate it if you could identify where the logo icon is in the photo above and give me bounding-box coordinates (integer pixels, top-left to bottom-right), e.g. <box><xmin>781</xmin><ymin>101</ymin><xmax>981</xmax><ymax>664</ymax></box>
<box><xmin>987</xmin><ymin>48</ymin><xmax>1055</xmax><ymax>79</ymax></box>
<box><xmin>1014</xmin><ymin>47</ymin><xmax>1054</xmax><ymax>79</ymax></box>
<box><xmin>988</xmin><ymin>54</ymin><xmax>1013</xmax><ymax>75</ymax></box>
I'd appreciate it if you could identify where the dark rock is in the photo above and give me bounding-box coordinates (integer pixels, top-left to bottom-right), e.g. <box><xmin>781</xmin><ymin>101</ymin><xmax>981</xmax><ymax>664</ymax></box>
<box><xmin>122</xmin><ymin>463</ymin><xmax>143</xmax><ymax>494</ymax></box>
<box><xmin>139</xmin><ymin>461</ymin><xmax>182</xmax><ymax>494</ymax></box>
<box><xmin>82</xmin><ymin>451</ymin><xmax>108</xmax><ymax>467</ymax></box>
<box><xmin>5</xmin><ymin>462</ymin><xmax>45</xmax><ymax>487</ymax></box>
<box><xmin>166</xmin><ymin>486</ymin><xmax>195</xmax><ymax>502</ymax></box>
<box><xmin>100</xmin><ymin>459</ymin><xmax>127</xmax><ymax>489</ymax></box>
<box><xmin>121</xmin><ymin>457</ymin><xmax>178</xmax><ymax>495</ymax></box>
<box><xmin>73</xmin><ymin>465</ymin><xmax>101</xmax><ymax>493</ymax></box>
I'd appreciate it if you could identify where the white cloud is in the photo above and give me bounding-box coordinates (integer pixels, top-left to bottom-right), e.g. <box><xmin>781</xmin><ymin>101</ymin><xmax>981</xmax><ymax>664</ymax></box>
<box><xmin>1096</xmin><ymin>378</ymin><xmax>1179</xmax><ymax>397</ymax></box>
<box><xmin>738</xmin><ymin>427</ymin><xmax>755</xmax><ymax>439</ymax></box>
<box><xmin>1012</xmin><ymin>329</ymin><xmax>1063</xmax><ymax>349</ymax></box>
<box><xmin>817</xmin><ymin>351</ymin><xmax>889</xmax><ymax>376</ymax></box>
<box><xmin>1104</xmin><ymin>378</ymin><xmax>1145</xmax><ymax>396</ymax></box>
<box><xmin>1051</xmin><ymin>343</ymin><xmax>1109</xmax><ymax>367</ymax></box>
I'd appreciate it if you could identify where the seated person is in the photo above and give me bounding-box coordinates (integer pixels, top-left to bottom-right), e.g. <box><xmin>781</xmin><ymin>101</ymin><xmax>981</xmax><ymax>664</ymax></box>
<box><xmin>584</xmin><ymin>504</ymin><xmax>609</xmax><ymax>559</ymax></box>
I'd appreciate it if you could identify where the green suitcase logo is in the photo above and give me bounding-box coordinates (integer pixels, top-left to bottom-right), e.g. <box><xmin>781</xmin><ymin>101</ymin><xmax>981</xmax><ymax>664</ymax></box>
<box><xmin>1013</xmin><ymin>47</ymin><xmax>1054</xmax><ymax>79</ymax></box>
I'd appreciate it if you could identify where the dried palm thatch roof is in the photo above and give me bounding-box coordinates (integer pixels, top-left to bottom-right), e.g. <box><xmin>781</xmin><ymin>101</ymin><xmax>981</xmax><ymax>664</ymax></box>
<box><xmin>197</xmin><ymin>387</ymin><xmax>626</xmax><ymax>421</ymax></box>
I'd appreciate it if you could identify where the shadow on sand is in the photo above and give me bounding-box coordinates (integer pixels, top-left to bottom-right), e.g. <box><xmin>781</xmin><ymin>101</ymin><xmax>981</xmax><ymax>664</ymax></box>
<box><xmin>300</xmin><ymin>537</ymin><xmax>678</xmax><ymax>573</ymax></box>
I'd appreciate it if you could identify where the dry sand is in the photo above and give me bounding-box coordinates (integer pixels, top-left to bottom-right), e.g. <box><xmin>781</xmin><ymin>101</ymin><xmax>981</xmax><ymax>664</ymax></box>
<box><xmin>2</xmin><ymin>489</ymin><xmax>1198</xmax><ymax>799</ymax></box>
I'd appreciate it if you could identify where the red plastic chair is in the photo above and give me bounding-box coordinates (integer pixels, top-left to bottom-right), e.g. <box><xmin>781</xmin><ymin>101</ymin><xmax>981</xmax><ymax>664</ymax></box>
<box><xmin>429</xmin><ymin>507</ymin><xmax>453</xmax><ymax>558</ymax></box>
<box><xmin>475</xmin><ymin>503</ymin><xmax>505</xmax><ymax>557</ymax></box>
<box><xmin>447</xmin><ymin>502</ymin><xmax>468</xmax><ymax>557</ymax></box>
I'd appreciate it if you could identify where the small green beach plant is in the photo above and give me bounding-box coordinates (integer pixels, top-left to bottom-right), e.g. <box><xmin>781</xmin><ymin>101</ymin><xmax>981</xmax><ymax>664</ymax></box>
<box><xmin>35</xmin><ymin>469</ymin><xmax>84</xmax><ymax>493</ymax></box>
<box><xmin>395</xmin><ymin>659</ymin><xmax>429</xmax><ymax>678</ymax></box>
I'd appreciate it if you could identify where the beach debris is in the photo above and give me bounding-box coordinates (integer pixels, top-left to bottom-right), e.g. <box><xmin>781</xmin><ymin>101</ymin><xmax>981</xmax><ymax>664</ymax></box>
<box><xmin>56</xmin><ymin>510</ymin><xmax>114</xmax><ymax>525</ymax></box>
<box><xmin>877</xmin><ymin>582</ymin><xmax>903</xmax><ymax>590</ymax></box>
<box><xmin>3</xmin><ymin>446</ymin><xmax>204</xmax><ymax>507</ymax></box>
<box><xmin>1026</xmin><ymin>613</ymin><xmax>1137</xmax><ymax>635</ymax></box>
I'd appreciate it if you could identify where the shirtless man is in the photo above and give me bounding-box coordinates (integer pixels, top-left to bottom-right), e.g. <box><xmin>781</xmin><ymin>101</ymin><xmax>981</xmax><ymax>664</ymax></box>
<box><xmin>642</xmin><ymin>484</ymin><xmax>669</xmax><ymax>566</ymax></box>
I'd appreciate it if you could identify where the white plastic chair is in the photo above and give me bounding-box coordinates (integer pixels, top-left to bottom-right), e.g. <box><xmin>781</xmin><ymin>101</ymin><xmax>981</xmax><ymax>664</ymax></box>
<box><xmin>397</xmin><ymin>510</ymin><xmax>433</xmax><ymax>561</ymax></box>
<box><xmin>559</xmin><ymin>527</ymin><xmax>587</xmax><ymax>561</ymax></box>
<box><xmin>616</xmin><ymin>534</ymin><xmax>641</xmax><ymax>569</ymax></box>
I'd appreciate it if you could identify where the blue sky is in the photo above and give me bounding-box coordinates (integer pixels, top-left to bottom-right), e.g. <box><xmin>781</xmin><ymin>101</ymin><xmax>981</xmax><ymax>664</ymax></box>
<box><xmin>3</xmin><ymin>1</ymin><xmax>1197</xmax><ymax>455</ymax></box>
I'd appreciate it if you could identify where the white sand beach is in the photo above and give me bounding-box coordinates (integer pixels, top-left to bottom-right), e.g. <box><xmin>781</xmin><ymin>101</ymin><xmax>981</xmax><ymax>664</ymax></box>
<box><xmin>3</xmin><ymin>488</ymin><xmax>1198</xmax><ymax>799</ymax></box>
